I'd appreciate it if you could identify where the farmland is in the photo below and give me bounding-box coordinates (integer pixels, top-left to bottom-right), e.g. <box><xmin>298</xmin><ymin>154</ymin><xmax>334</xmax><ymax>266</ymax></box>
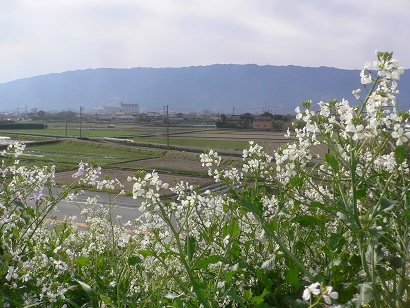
<box><xmin>1</xmin><ymin>123</ymin><xmax>318</xmax><ymax>192</ymax></box>
<box><xmin>1</xmin><ymin>123</ymin><xmax>330</xmax><ymax>191</ymax></box>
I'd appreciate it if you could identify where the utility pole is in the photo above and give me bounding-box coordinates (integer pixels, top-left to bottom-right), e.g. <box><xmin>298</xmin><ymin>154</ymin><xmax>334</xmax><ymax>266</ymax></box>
<box><xmin>79</xmin><ymin>106</ymin><xmax>82</xmax><ymax>138</ymax></box>
<box><xmin>165</xmin><ymin>105</ymin><xmax>170</xmax><ymax>148</ymax></box>
<box><xmin>65</xmin><ymin>116</ymin><xmax>68</xmax><ymax>138</ymax></box>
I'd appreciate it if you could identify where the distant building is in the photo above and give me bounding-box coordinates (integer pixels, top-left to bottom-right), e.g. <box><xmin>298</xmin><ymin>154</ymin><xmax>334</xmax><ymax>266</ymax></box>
<box><xmin>102</xmin><ymin>105</ymin><xmax>121</xmax><ymax>115</ymax></box>
<box><xmin>112</xmin><ymin>114</ymin><xmax>137</xmax><ymax>123</ymax></box>
<box><xmin>121</xmin><ymin>103</ymin><xmax>139</xmax><ymax>114</ymax></box>
<box><xmin>252</xmin><ymin>116</ymin><xmax>273</xmax><ymax>130</ymax></box>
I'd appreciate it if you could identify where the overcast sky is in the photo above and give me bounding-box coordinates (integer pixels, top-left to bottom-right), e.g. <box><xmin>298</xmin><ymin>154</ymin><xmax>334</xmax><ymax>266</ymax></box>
<box><xmin>1</xmin><ymin>0</ymin><xmax>409</xmax><ymax>84</ymax></box>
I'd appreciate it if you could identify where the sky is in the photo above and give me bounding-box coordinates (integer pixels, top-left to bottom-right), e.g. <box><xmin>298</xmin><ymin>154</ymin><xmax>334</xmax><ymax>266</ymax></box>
<box><xmin>1</xmin><ymin>0</ymin><xmax>409</xmax><ymax>84</ymax></box>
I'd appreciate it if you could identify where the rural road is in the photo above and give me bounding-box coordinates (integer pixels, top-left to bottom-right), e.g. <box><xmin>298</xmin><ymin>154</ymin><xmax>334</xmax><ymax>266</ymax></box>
<box><xmin>30</xmin><ymin>190</ymin><xmax>146</xmax><ymax>229</ymax></box>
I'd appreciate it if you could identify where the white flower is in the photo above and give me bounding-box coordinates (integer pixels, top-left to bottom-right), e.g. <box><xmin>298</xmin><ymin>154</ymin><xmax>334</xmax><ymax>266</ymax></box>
<box><xmin>346</xmin><ymin>124</ymin><xmax>364</xmax><ymax>140</ymax></box>
<box><xmin>323</xmin><ymin>286</ymin><xmax>339</xmax><ymax>304</ymax></box>
<box><xmin>360</xmin><ymin>62</ymin><xmax>373</xmax><ymax>85</ymax></box>
<box><xmin>302</xmin><ymin>282</ymin><xmax>321</xmax><ymax>301</ymax></box>
<box><xmin>391</xmin><ymin>125</ymin><xmax>410</xmax><ymax>145</ymax></box>
<box><xmin>352</xmin><ymin>88</ymin><xmax>361</xmax><ymax>99</ymax></box>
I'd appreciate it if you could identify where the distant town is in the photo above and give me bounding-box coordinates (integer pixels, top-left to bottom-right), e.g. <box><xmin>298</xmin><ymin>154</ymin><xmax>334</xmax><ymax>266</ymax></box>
<box><xmin>0</xmin><ymin>102</ymin><xmax>296</xmax><ymax>131</ymax></box>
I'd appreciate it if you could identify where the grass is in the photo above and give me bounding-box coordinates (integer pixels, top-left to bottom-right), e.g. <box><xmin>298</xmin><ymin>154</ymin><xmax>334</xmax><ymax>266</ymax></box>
<box><xmin>0</xmin><ymin>122</ymin><xmax>213</xmax><ymax>138</ymax></box>
<box><xmin>132</xmin><ymin>136</ymin><xmax>249</xmax><ymax>151</ymax></box>
<box><xmin>22</xmin><ymin>140</ymin><xmax>166</xmax><ymax>171</ymax></box>
<box><xmin>0</xmin><ymin>128</ymin><xmax>145</xmax><ymax>138</ymax></box>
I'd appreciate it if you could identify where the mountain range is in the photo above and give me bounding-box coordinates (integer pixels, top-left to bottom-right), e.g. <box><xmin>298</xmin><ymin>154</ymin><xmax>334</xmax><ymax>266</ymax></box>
<box><xmin>0</xmin><ymin>64</ymin><xmax>409</xmax><ymax>114</ymax></box>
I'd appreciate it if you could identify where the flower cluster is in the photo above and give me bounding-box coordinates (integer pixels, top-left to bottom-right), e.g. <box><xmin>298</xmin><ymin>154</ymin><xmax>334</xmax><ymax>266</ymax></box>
<box><xmin>302</xmin><ymin>282</ymin><xmax>339</xmax><ymax>306</ymax></box>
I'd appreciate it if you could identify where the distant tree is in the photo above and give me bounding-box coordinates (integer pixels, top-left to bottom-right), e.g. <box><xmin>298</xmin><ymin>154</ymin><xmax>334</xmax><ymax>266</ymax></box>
<box><xmin>261</xmin><ymin>111</ymin><xmax>273</xmax><ymax>118</ymax></box>
<box><xmin>272</xmin><ymin>120</ymin><xmax>285</xmax><ymax>130</ymax></box>
<box><xmin>272</xmin><ymin>114</ymin><xmax>292</xmax><ymax>122</ymax></box>
<box><xmin>30</xmin><ymin>110</ymin><xmax>48</xmax><ymax>121</ymax></box>
<box><xmin>239</xmin><ymin>113</ymin><xmax>254</xmax><ymax>128</ymax></box>
<box><xmin>49</xmin><ymin>111</ymin><xmax>77</xmax><ymax>121</ymax></box>
<box><xmin>216</xmin><ymin>114</ymin><xmax>237</xmax><ymax>128</ymax></box>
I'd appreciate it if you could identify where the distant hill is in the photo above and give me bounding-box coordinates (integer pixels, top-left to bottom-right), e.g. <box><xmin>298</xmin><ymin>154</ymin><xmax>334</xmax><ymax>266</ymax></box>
<box><xmin>1</xmin><ymin>65</ymin><xmax>409</xmax><ymax>114</ymax></box>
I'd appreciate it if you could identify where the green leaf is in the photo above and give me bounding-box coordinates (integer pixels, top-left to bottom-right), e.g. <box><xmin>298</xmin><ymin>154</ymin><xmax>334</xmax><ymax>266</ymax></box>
<box><xmin>191</xmin><ymin>280</ymin><xmax>210</xmax><ymax>307</ymax></box>
<box><xmin>285</xmin><ymin>266</ymin><xmax>300</xmax><ymax>289</ymax></box>
<box><xmin>266</xmin><ymin>219</ymin><xmax>278</xmax><ymax>232</ymax></box>
<box><xmin>328</xmin><ymin>233</ymin><xmax>346</xmax><ymax>253</ymax></box>
<box><xmin>223</xmin><ymin>220</ymin><xmax>240</xmax><ymax>238</ymax></box>
<box><xmin>240</xmin><ymin>198</ymin><xmax>263</xmax><ymax>216</ymax></box>
<box><xmin>76</xmin><ymin>279</ymin><xmax>95</xmax><ymax>299</ymax></box>
<box><xmin>383</xmin><ymin>255</ymin><xmax>403</xmax><ymax>269</ymax></box>
<box><xmin>100</xmin><ymin>294</ymin><xmax>113</xmax><ymax>305</ymax></box>
<box><xmin>282</xmin><ymin>298</ymin><xmax>309</xmax><ymax>308</ymax></box>
<box><xmin>325</xmin><ymin>153</ymin><xmax>339</xmax><ymax>173</ymax></box>
<box><xmin>227</xmin><ymin>288</ymin><xmax>245</xmax><ymax>304</ymax></box>
<box><xmin>127</xmin><ymin>256</ymin><xmax>143</xmax><ymax>266</ymax></box>
<box><xmin>255</xmin><ymin>268</ymin><xmax>273</xmax><ymax>288</ymax></box>
<box><xmin>193</xmin><ymin>255</ymin><xmax>224</xmax><ymax>270</ymax></box>
<box><xmin>251</xmin><ymin>288</ymin><xmax>270</xmax><ymax>305</ymax></box>
<box><xmin>63</xmin><ymin>299</ymin><xmax>81</xmax><ymax>308</ymax></box>
<box><xmin>13</xmin><ymin>200</ymin><xmax>26</xmax><ymax>208</ymax></box>
<box><xmin>230</xmin><ymin>241</ymin><xmax>241</xmax><ymax>258</ymax></box>
<box><xmin>186</xmin><ymin>235</ymin><xmax>196</xmax><ymax>263</ymax></box>
<box><xmin>292</xmin><ymin>215</ymin><xmax>317</xmax><ymax>227</ymax></box>
<box><xmin>288</xmin><ymin>176</ymin><xmax>303</xmax><ymax>188</ymax></box>
<box><xmin>74</xmin><ymin>256</ymin><xmax>90</xmax><ymax>267</ymax></box>
<box><xmin>355</xmin><ymin>185</ymin><xmax>366</xmax><ymax>200</ymax></box>
<box><xmin>380</xmin><ymin>198</ymin><xmax>397</xmax><ymax>212</ymax></box>
<box><xmin>243</xmin><ymin>289</ymin><xmax>253</xmax><ymax>302</ymax></box>
<box><xmin>294</xmin><ymin>241</ymin><xmax>305</xmax><ymax>253</ymax></box>
<box><xmin>395</xmin><ymin>144</ymin><xmax>407</xmax><ymax>164</ymax></box>
<box><xmin>356</xmin><ymin>282</ymin><xmax>373</xmax><ymax>307</ymax></box>
<box><xmin>405</xmin><ymin>190</ymin><xmax>410</xmax><ymax>206</ymax></box>
<box><xmin>310</xmin><ymin>201</ymin><xmax>326</xmax><ymax>211</ymax></box>
<box><xmin>224</xmin><ymin>266</ymin><xmax>240</xmax><ymax>284</ymax></box>
<box><xmin>138</xmin><ymin>249</ymin><xmax>153</xmax><ymax>257</ymax></box>
<box><xmin>164</xmin><ymin>292</ymin><xmax>183</xmax><ymax>300</ymax></box>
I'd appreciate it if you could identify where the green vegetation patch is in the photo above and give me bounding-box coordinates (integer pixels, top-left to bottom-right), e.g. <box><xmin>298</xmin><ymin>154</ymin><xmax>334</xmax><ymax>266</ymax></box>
<box><xmin>0</xmin><ymin>128</ymin><xmax>145</xmax><ymax>138</ymax></box>
<box><xmin>132</xmin><ymin>136</ymin><xmax>249</xmax><ymax>151</ymax></box>
<box><xmin>23</xmin><ymin>140</ymin><xmax>165</xmax><ymax>171</ymax></box>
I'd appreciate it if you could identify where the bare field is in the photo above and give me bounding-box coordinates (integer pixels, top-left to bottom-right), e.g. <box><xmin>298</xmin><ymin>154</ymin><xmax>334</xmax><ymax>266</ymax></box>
<box><xmin>177</xmin><ymin>130</ymin><xmax>329</xmax><ymax>156</ymax></box>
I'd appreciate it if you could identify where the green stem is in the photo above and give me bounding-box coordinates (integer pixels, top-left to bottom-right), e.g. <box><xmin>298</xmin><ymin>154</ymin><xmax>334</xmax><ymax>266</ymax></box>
<box><xmin>260</xmin><ymin>215</ymin><xmax>314</xmax><ymax>281</ymax></box>
<box><xmin>157</xmin><ymin>200</ymin><xmax>211</xmax><ymax>308</ymax></box>
<box><xmin>358</xmin><ymin>75</ymin><xmax>380</xmax><ymax>115</ymax></box>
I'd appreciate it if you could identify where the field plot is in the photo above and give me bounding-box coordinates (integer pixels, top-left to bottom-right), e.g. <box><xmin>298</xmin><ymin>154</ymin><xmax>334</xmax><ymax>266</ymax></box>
<box><xmin>0</xmin><ymin>122</ymin><xmax>208</xmax><ymax>138</ymax></box>
<box><xmin>20</xmin><ymin>140</ymin><xmax>217</xmax><ymax>191</ymax></box>
<box><xmin>111</xmin><ymin>150</ymin><xmax>241</xmax><ymax>176</ymax></box>
<box><xmin>133</xmin><ymin>129</ymin><xmax>310</xmax><ymax>154</ymax></box>
<box><xmin>0</xmin><ymin>122</ymin><xmax>151</xmax><ymax>138</ymax></box>
<box><xmin>130</xmin><ymin>129</ymin><xmax>288</xmax><ymax>152</ymax></box>
<box><xmin>22</xmin><ymin>140</ymin><xmax>166</xmax><ymax>172</ymax></box>
<box><xmin>9</xmin><ymin>129</ymin><xmax>328</xmax><ymax>193</ymax></box>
